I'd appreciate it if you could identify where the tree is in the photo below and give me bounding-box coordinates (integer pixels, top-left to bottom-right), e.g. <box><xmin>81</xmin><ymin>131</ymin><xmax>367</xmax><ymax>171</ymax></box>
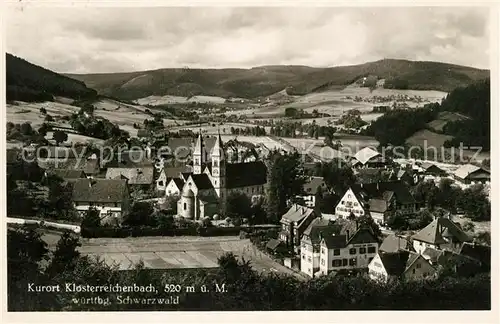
<box><xmin>265</xmin><ymin>151</ymin><xmax>306</xmax><ymax>223</ymax></box>
<box><xmin>81</xmin><ymin>207</ymin><xmax>101</xmax><ymax>228</ymax></box>
<box><xmin>38</xmin><ymin>123</ymin><xmax>49</xmax><ymax>137</ymax></box>
<box><xmin>124</xmin><ymin>202</ymin><xmax>155</xmax><ymax>227</ymax></box>
<box><xmin>226</xmin><ymin>192</ymin><xmax>252</xmax><ymax>219</ymax></box>
<box><xmin>39</xmin><ymin>107</ymin><xmax>47</xmax><ymax>114</ymax></box>
<box><xmin>321</xmin><ymin>159</ymin><xmax>356</xmax><ymax>194</ymax></box>
<box><xmin>53</xmin><ymin>130</ymin><xmax>68</xmax><ymax>145</ymax></box>
<box><xmin>457</xmin><ymin>184</ymin><xmax>490</xmax><ymax>221</ymax></box>
<box><xmin>46</xmin><ymin>231</ymin><xmax>81</xmax><ymax>277</ymax></box>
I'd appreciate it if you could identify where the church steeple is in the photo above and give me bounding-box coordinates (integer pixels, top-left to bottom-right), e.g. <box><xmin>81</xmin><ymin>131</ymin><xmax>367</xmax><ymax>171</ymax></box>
<box><xmin>193</xmin><ymin>130</ymin><xmax>204</xmax><ymax>174</ymax></box>
<box><xmin>211</xmin><ymin>129</ymin><xmax>226</xmax><ymax>200</ymax></box>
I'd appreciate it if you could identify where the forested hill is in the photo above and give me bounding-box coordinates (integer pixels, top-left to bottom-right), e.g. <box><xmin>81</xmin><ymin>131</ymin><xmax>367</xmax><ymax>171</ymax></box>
<box><xmin>366</xmin><ymin>78</ymin><xmax>490</xmax><ymax>150</ymax></box>
<box><xmin>65</xmin><ymin>59</ymin><xmax>489</xmax><ymax>100</ymax></box>
<box><xmin>6</xmin><ymin>53</ymin><xmax>97</xmax><ymax>102</ymax></box>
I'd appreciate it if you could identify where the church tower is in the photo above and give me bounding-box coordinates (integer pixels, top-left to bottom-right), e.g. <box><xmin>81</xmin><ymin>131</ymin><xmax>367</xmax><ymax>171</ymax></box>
<box><xmin>211</xmin><ymin>131</ymin><xmax>226</xmax><ymax>201</ymax></box>
<box><xmin>193</xmin><ymin>131</ymin><xmax>204</xmax><ymax>174</ymax></box>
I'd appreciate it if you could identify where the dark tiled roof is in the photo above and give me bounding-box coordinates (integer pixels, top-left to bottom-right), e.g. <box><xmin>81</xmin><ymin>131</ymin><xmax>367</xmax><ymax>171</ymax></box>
<box><xmin>302</xmin><ymin>218</ymin><xmax>338</xmax><ymax>245</ymax></box>
<box><xmin>190</xmin><ymin>173</ymin><xmax>214</xmax><ymax>190</ymax></box>
<box><xmin>172</xmin><ymin>178</ymin><xmax>185</xmax><ymax>189</ymax></box>
<box><xmin>322</xmin><ymin>235</ymin><xmax>348</xmax><ymax>249</ymax></box>
<box><xmin>38</xmin><ymin>158</ymin><xmax>100</xmax><ymax>175</ymax></box>
<box><xmin>51</xmin><ymin>169</ymin><xmax>86</xmax><ymax>180</ymax></box>
<box><xmin>459</xmin><ymin>243</ymin><xmax>491</xmax><ymax>267</ymax></box>
<box><xmin>72</xmin><ymin>179</ymin><xmax>128</xmax><ymax>203</ymax></box>
<box><xmin>226</xmin><ymin>161</ymin><xmax>267</xmax><ymax>189</ymax></box>
<box><xmin>266</xmin><ymin>239</ymin><xmax>283</xmax><ymax>250</ymax></box>
<box><xmin>303</xmin><ymin>176</ymin><xmax>326</xmax><ymax>194</ymax></box>
<box><xmin>106</xmin><ymin>167</ymin><xmax>154</xmax><ymax>185</ymax></box>
<box><xmin>351</xmin><ymin>181</ymin><xmax>416</xmax><ymax>207</ymax></box>
<box><xmin>411</xmin><ymin>217</ymin><xmax>471</xmax><ymax>245</ymax></box>
<box><xmin>420</xmin><ymin>162</ymin><xmax>445</xmax><ymax>173</ymax></box>
<box><xmin>368</xmin><ymin>199</ymin><xmax>388</xmax><ymax>213</ymax></box>
<box><xmin>379</xmin><ymin>250</ymin><xmax>411</xmax><ymax>276</ymax></box>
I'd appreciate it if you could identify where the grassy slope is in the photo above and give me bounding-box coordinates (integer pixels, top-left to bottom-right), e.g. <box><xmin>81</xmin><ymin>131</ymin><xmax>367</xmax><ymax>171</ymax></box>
<box><xmin>66</xmin><ymin>59</ymin><xmax>489</xmax><ymax>100</ymax></box>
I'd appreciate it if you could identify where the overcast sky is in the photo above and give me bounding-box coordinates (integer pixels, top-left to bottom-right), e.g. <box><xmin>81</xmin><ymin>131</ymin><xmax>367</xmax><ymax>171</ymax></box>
<box><xmin>6</xmin><ymin>6</ymin><xmax>491</xmax><ymax>73</ymax></box>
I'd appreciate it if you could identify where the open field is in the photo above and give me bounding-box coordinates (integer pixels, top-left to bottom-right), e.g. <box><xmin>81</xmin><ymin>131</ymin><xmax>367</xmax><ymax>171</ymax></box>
<box><xmin>7</xmin><ymin>101</ymin><xmax>81</xmax><ymax>129</ymax></box>
<box><xmin>77</xmin><ymin>236</ymin><xmax>303</xmax><ymax>278</ymax></box>
<box><xmin>135</xmin><ymin>95</ymin><xmax>228</xmax><ymax>106</ymax></box>
<box><xmin>406</xmin><ymin>129</ymin><xmax>454</xmax><ymax>148</ymax></box>
<box><xmin>220</xmin><ymin>135</ymin><xmax>287</xmax><ymax>151</ymax></box>
<box><xmin>229</xmin><ymin>87</ymin><xmax>447</xmax><ymax>119</ymax></box>
<box><xmin>427</xmin><ymin>111</ymin><xmax>470</xmax><ymax>132</ymax></box>
<box><xmin>45</xmin><ymin>131</ymin><xmax>105</xmax><ymax>145</ymax></box>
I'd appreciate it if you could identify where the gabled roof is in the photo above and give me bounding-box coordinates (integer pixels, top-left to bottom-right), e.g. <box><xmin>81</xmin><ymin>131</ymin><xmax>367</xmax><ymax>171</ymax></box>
<box><xmin>181</xmin><ymin>172</ymin><xmax>193</xmax><ymax>180</ymax></box>
<box><xmin>354</xmin><ymin>147</ymin><xmax>382</xmax><ymax>165</ymax></box>
<box><xmin>380</xmin><ymin>235</ymin><xmax>411</xmax><ymax>253</ymax></box>
<box><xmin>454</xmin><ymin>164</ymin><xmax>490</xmax><ymax>180</ymax></box>
<box><xmin>350</xmin><ymin>181</ymin><xmax>416</xmax><ymax>208</ymax></box>
<box><xmin>322</xmin><ymin>221</ymin><xmax>377</xmax><ymax>248</ymax></box>
<box><xmin>420</xmin><ymin>162</ymin><xmax>445</xmax><ymax>172</ymax></box>
<box><xmin>411</xmin><ymin>217</ymin><xmax>471</xmax><ymax>245</ymax></box>
<box><xmin>302</xmin><ymin>218</ymin><xmax>339</xmax><ymax>245</ymax></box>
<box><xmin>378</xmin><ymin>250</ymin><xmax>422</xmax><ymax>276</ymax></box>
<box><xmin>422</xmin><ymin>247</ymin><xmax>444</xmax><ymax>264</ymax></box>
<box><xmin>280</xmin><ymin>204</ymin><xmax>315</xmax><ymax>223</ymax></box>
<box><xmin>72</xmin><ymin>179</ymin><xmax>128</xmax><ymax>203</ymax></box>
<box><xmin>190</xmin><ymin>173</ymin><xmax>214</xmax><ymax>190</ymax></box>
<box><xmin>303</xmin><ymin>176</ymin><xmax>326</xmax><ymax>194</ymax></box>
<box><xmin>105</xmin><ymin>150</ymin><xmax>154</xmax><ymax>168</ymax></box>
<box><xmin>226</xmin><ymin>161</ymin><xmax>267</xmax><ymax>188</ymax></box>
<box><xmin>106</xmin><ymin>167</ymin><xmax>154</xmax><ymax>185</ymax></box>
<box><xmin>322</xmin><ymin>235</ymin><xmax>348</xmax><ymax>249</ymax></box>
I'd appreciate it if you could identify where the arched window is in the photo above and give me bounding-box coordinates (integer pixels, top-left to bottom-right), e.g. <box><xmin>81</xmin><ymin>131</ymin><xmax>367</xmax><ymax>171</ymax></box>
<box><xmin>184</xmin><ymin>203</ymin><xmax>187</xmax><ymax>210</ymax></box>
<box><xmin>214</xmin><ymin>160</ymin><xmax>218</xmax><ymax>167</ymax></box>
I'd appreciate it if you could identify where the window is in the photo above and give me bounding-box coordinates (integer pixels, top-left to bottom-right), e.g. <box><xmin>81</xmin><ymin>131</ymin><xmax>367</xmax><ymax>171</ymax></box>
<box><xmin>347</xmin><ymin>194</ymin><xmax>351</xmax><ymax>198</ymax></box>
<box><xmin>416</xmin><ymin>263</ymin><xmax>421</xmax><ymax>269</ymax></box>
<box><xmin>349</xmin><ymin>258</ymin><xmax>357</xmax><ymax>266</ymax></box>
<box><xmin>302</xmin><ymin>243</ymin><xmax>306</xmax><ymax>249</ymax></box>
<box><xmin>114</xmin><ymin>202</ymin><xmax>118</xmax><ymax>207</ymax></box>
<box><xmin>332</xmin><ymin>259</ymin><xmax>342</xmax><ymax>267</ymax></box>
<box><xmin>321</xmin><ymin>248</ymin><xmax>325</xmax><ymax>254</ymax></box>
<box><xmin>342</xmin><ymin>259</ymin><xmax>348</xmax><ymax>266</ymax></box>
<box><xmin>159</xmin><ymin>181</ymin><xmax>164</xmax><ymax>186</ymax></box>
<box><xmin>359</xmin><ymin>247</ymin><xmax>366</xmax><ymax>254</ymax></box>
<box><xmin>341</xmin><ymin>201</ymin><xmax>345</xmax><ymax>205</ymax></box>
<box><xmin>302</xmin><ymin>254</ymin><xmax>305</xmax><ymax>260</ymax></box>
<box><xmin>183</xmin><ymin>203</ymin><xmax>187</xmax><ymax>210</ymax></box>
<box><xmin>321</xmin><ymin>259</ymin><xmax>325</xmax><ymax>266</ymax></box>
<box><xmin>412</xmin><ymin>268</ymin><xmax>416</xmax><ymax>274</ymax></box>
<box><xmin>168</xmin><ymin>190</ymin><xmax>171</xmax><ymax>194</ymax></box>
<box><xmin>349</xmin><ymin>248</ymin><xmax>357</xmax><ymax>255</ymax></box>
<box><xmin>368</xmin><ymin>246</ymin><xmax>376</xmax><ymax>254</ymax></box>
<box><xmin>214</xmin><ymin>160</ymin><xmax>218</xmax><ymax>167</ymax></box>
<box><xmin>333</xmin><ymin>249</ymin><xmax>340</xmax><ymax>256</ymax></box>
<box><xmin>307</xmin><ymin>257</ymin><xmax>312</xmax><ymax>262</ymax></box>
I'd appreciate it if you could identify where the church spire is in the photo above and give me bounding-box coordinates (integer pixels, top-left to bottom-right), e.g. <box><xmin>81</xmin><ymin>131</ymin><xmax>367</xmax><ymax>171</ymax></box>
<box><xmin>211</xmin><ymin>128</ymin><xmax>225</xmax><ymax>160</ymax></box>
<box><xmin>193</xmin><ymin>129</ymin><xmax>204</xmax><ymax>174</ymax></box>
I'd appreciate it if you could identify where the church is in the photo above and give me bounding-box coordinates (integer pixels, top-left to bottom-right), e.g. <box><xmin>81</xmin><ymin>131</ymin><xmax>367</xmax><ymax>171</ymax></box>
<box><xmin>166</xmin><ymin>132</ymin><xmax>267</xmax><ymax>220</ymax></box>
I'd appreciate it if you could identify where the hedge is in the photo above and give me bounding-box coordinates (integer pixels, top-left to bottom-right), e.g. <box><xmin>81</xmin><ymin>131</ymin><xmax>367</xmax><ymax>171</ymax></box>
<box><xmin>81</xmin><ymin>225</ymin><xmax>245</xmax><ymax>238</ymax></box>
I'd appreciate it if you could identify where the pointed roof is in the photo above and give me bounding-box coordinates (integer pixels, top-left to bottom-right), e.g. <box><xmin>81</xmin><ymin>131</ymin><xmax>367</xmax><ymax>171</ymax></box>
<box><xmin>211</xmin><ymin>131</ymin><xmax>225</xmax><ymax>159</ymax></box>
<box><xmin>193</xmin><ymin>131</ymin><xmax>203</xmax><ymax>156</ymax></box>
<box><xmin>411</xmin><ymin>217</ymin><xmax>471</xmax><ymax>245</ymax></box>
<box><xmin>354</xmin><ymin>147</ymin><xmax>382</xmax><ymax>165</ymax></box>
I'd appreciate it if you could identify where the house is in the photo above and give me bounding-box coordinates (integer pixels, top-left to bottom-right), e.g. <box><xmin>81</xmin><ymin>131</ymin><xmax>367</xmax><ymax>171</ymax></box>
<box><xmin>105</xmin><ymin>167</ymin><xmax>155</xmax><ymax>189</ymax></box>
<box><xmin>37</xmin><ymin>158</ymin><xmax>100</xmax><ymax>178</ymax></box>
<box><xmin>379</xmin><ymin>234</ymin><xmax>414</xmax><ymax>253</ymax></box>
<box><xmin>157</xmin><ymin>166</ymin><xmax>192</xmax><ymax>192</ymax></box>
<box><xmin>351</xmin><ymin>147</ymin><xmax>387</xmax><ymax>169</ymax></box>
<box><xmin>318</xmin><ymin>220</ymin><xmax>379</xmax><ymax>276</ymax></box>
<box><xmin>368</xmin><ymin>250</ymin><xmax>436</xmax><ymax>283</ymax></box>
<box><xmin>176</xmin><ymin>132</ymin><xmax>267</xmax><ymax>220</ymax></box>
<box><xmin>335</xmin><ymin>182</ymin><xmax>416</xmax><ymax>225</ymax></box>
<box><xmin>279</xmin><ymin>204</ymin><xmax>319</xmax><ymax>253</ymax></box>
<box><xmin>72</xmin><ymin>178</ymin><xmax>130</xmax><ymax>225</ymax></box>
<box><xmin>422</xmin><ymin>246</ymin><xmax>485</xmax><ymax>277</ymax></box>
<box><xmin>418</xmin><ymin>162</ymin><xmax>447</xmax><ymax>176</ymax></box>
<box><xmin>104</xmin><ymin>150</ymin><xmax>155</xmax><ymax>169</ymax></box>
<box><xmin>48</xmin><ymin>169</ymin><xmax>86</xmax><ymax>182</ymax></box>
<box><xmin>165</xmin><ymin>178</ymin><xmax>185</xmax><ymax>196</ymax></box>
<box><xmin>300</xmin><ymin>218</ymin><xmax>339</xmax><ymax>277</ymax></box>
<box><xmin>411</xmin><ymin>217</ymin><xmax>472</xmax><ymax>254</ymax></box>
<box><xmin>453</xmin><ymin>164</ymin><xmax>490</xmax><ymax>184</ymax></box>
<box><xmin>298</xmin><ymin>176</ymin><xmax>327</xmax><ymax>207</ymax></box>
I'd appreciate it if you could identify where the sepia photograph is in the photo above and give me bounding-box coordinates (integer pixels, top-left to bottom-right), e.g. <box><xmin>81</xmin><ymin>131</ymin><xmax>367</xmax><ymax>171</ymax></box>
<box><xmin>3</xmin><ymin>2</ymin><xmax>495</xmax><ymax>315</ymax></box>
